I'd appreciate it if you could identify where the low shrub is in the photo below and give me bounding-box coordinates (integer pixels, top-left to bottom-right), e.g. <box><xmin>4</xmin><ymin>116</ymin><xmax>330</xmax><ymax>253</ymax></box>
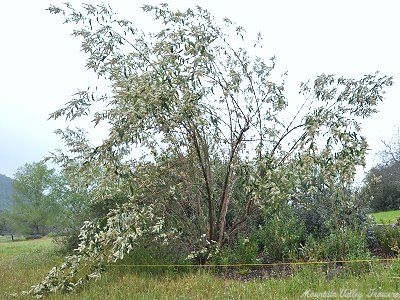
<box><xmin>374</xmin><ymin>223</ymin><xmax>400</xmax><ymax>256</ymax></box>
<box><xmin>211</xmin><ymin>235</ymin><xmax>259</xmax><ymax>265</ymax></box>
<box><xmin>52</xmin><ymin>230</ymin><xmax>81</xmax><ymax>254</ymax></box>
<box><xmin>300</xmin><ymin>228</ymin><xmax>371</xmax><ymax>261</ymax></box>
<box><xmin>256</xmin><ymin>208</ymin><xmax>306</xmax><ymax>262</ymax></box>
<box><xmin>300</xmin><ymin>228</ymin><xmax>372</xmax><ymax>277</ymax></box>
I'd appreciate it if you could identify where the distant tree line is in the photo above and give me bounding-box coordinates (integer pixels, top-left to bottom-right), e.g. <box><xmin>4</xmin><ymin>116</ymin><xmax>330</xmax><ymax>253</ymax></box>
<box><xmin>0</xmin><ymin>174</ymin><xmax>13</xmax><ymax>210</ymax></box>
<box><xmin>0</xmin><ymin>161</ymin><xmax>89</xmax><ymax>240</ymax></box>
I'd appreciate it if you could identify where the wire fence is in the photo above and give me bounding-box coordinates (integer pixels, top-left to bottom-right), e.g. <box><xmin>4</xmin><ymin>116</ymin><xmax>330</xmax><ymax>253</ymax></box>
<box><xmin>106</xmin><ymin>257</ymin><xmax>400</xmax><ymax>268</ymax></box>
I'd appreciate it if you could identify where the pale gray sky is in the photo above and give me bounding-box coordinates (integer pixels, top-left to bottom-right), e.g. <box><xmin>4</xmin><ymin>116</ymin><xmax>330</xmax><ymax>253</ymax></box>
<box><xmin>0</xmin><ymin>0</ymin><xmax>399</xmax><ymax>179</ymax></box>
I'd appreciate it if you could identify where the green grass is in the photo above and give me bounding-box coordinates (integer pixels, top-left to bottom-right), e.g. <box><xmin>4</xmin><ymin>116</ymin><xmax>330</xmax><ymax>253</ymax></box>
<box><xmin>53</xmin><ymin>264</ymin><xmax>400</xmax><ymax>300</ymax></box>
<box><xmin>0</xmin><ymin>235</ymin><xmax>20</xmax><ymax>243</ymax></box>
<box><xmin>372</xmin><ymin>210</ymin><xmax>400</xmax><ymax>224</ymax></box>
<box><xmin>0</xmin><ymin>237</ymin><xmax>400</xmax><ymax>299</ymax></box>
<box><xmin>0</xmin><ymin>236</ymin><xmax>55</xmax><ymax>259</ymax></box>
<box><xmin>0</xmin><ymin>237</ymin><xmax>61</xmax><ymax>300</ymax></box>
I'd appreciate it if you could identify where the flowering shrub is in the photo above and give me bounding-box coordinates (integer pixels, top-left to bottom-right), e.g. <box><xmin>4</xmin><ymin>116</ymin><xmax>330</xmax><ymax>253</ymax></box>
<box><xmin>29</xmin><ymin>1</ymin><xmax>393</xmax><ymax>296</ymax></box>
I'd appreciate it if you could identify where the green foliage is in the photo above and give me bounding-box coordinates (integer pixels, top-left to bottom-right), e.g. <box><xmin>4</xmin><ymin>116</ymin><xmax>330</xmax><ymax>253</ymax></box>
<box><xmin>233</xmin><ymin>236</ymin><xmax>259</xmax><ymax>264</ymax></box>
<box><xmin>365</xmin><ymin>129</ymin><xmax>400</xmax><ymax>212</ymax></box>
<box><xmin>0</xmin><ymin>212</ymin><xmax>10</xmax><ymax>236</ymax></box>
<box><xmin>256</xmin><ymin>207</ymin><xmax>306</xmax><ymax>262</ymax></box>
<box><xmin>300</xmin><ymin>229</ymin><xmax>371</xmax><ymax>261</ymax></box>
<box><xmin>366</xmin><ymin>162</ymin><xmax>400</xmax><ymax>212</ymax></box>
<box><xmin>293</xmin><ymin>169</ymin><xmax>372</xmax><ymax>238</ymax></box>
<box><xmin>53</xmin><ymin>231</ymin><xmax>81</xmax><ymax>254</ymax></box>
<box><xmin>49</xmin><ymin>168</ymin><xmax>93</xmax><ymax>252</ymax></box>
<box><xmin>6</xmin><ymin>162</ymin><xmax>62</xmax><ymax>236</ymax></box>
<box><xmin>124</xmin><ymin>243</ymin><xmax>187</xmax><ymax>266</ymax></box>
<box><xmin>211</xmin><ymin>235</ymin><xmax>259</xmax><ymax>265</ymax></box>
<box><xmin>373</xmin><ymin>223</ymin><xmax>400</xmax><ymax>256</ymax></box>
<box><xmin>0</xmin><ymin>174</ymin><xmax>13</xmax><ymax>210</ymax></box>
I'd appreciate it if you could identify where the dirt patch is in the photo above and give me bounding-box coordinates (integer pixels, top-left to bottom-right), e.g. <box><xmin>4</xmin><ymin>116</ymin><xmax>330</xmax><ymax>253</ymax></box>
<box><xmin>218</xmin><ymin>265</ymin><xmax>296</xmax><ymax>281</ymax></box>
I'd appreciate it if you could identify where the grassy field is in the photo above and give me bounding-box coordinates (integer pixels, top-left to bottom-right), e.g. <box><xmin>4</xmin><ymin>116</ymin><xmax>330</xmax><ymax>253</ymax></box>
<box><xmin>0</xmin><ymin>236</ymin><xmax>62</xmax><ymax>299</ymax></box>
<box><xmin>1</xmin><ymin>237</ymin><xmax>400</xmax><ymax>299</ymax></box>
<box><xmin>372</xmin><ymin>210</ymin><xmax>400</xmax><ymax>224</ymax></box>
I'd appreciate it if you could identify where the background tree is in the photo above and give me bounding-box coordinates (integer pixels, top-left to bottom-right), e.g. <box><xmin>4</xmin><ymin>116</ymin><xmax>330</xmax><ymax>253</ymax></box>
<box><xmin>381</xmin><ymin>128</ymin><xmax>400</xmax><ymax>164</ymax></box>
<box><xmin>49</xmin><ymin>166</ymin><xmax>97</xmax><ymax>251</ymax></box>
<box><xmin>7</xmin><ymin>162</ymin><xmax>61</xmax><ymax>236</ymax></box>
<box><xmin>365</xmin><ymin>129</ymin><xmax>400</xmax><ymax>212</ymax></box>
<box><xmin>0</xmin><ymin>174</ymin><xmax>13</xmax><ymax>210</ymax></box>
<box><xmin>51</xmin><ymin>169</ymin><xmax>89</xmax><ymax>229</ymax></box>
<box><xmin>293</xmin><ymin>171</ymin><xmax>371</xmax><ymax>237</ymax></box>
<box><xmin>366</xmin><ymin>161</ymin><xmax>400</xmax><ymax>212</ymax></box>
<box><xmin>28</xmin><ymin>3</ymin><xmax>392</xmax><ymax>296</ymax></box>
<box><xmin>0</xmin><ymin>210</ymin><xmax>12</xmax><ymax>238</ymax></box>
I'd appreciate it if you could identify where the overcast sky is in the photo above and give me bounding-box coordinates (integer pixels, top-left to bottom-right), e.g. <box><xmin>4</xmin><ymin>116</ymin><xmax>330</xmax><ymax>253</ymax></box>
<box><xmin>0</xmin><ymin>0</ymin><xmax>399</xmax><ymax>179</ymax></box>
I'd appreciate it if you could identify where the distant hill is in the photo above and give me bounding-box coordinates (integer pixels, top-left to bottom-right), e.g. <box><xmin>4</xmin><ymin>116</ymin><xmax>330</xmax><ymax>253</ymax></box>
<box><xmin>0</xmin><ymin>174</ymin><xmax>13</xmax><ymax>210</ymax></box>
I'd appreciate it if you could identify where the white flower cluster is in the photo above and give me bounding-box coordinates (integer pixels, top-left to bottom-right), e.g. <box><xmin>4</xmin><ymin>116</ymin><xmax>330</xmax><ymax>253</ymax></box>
<box><xmin>186</xmin><ymin>233</ymin><xmax>219</xmax><ymax>262</ymax></box>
